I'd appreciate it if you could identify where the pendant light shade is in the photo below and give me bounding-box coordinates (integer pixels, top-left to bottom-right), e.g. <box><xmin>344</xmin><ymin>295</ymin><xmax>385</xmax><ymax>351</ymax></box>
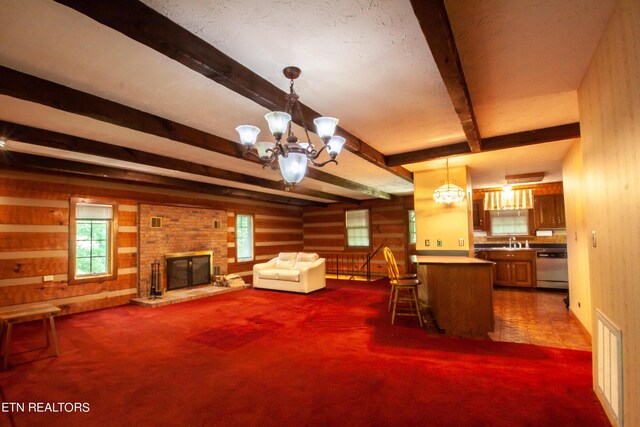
<box><xmin>433</xmin><ymin>158</ymin><xmax>465</xmax><ymax>204</ymax></box>
<box><xmin>433</xmin><ymin>183</ymin><xmax>466</xmax><ymax>204</ymax></box>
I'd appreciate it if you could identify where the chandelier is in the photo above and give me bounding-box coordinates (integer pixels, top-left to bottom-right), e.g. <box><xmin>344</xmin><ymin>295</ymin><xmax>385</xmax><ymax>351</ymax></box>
<box><xmin>433</xmin><ymin>158</ymin><xmax>465</xmax><ymax>204</ymax></box>
<box><xmin>235</xmin><ymin>66</ymin><xmax>346</xmax><ymax>185</ymax></box>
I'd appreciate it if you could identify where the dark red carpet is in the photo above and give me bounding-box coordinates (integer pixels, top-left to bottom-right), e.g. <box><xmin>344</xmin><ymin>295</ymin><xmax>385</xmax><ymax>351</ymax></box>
<box><xmin>1</xmin><ymin>279</ymin><xmax>609</xmax><ymax>426</ymax></box>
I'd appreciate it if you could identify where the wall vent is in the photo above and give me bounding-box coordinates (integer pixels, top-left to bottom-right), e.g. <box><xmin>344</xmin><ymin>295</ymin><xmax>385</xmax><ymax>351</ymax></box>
<box><xmin>213</xmin><ymin>220</ymin><xmax>221</xmax><ymax>229</ymax></box>
<box><xmin>596</xmin><ymin>309</ymin><xmax>623</xmax><ymax>426</ymax></box>
<box><xmin>150</xmin><ymin>217</ymin><xmax>162</xmax><ymax>228</ymax></box>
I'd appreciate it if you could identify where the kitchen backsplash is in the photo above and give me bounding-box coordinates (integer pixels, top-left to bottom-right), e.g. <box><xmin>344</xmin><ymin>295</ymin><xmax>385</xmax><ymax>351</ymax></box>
<box><xmin>474</xmin><ymin>231</ymin><xmax>567</xmax><ymax>245</ymax></box>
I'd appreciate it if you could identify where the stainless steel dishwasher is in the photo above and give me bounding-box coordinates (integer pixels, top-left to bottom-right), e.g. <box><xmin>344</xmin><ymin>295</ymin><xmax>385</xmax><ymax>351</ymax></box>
<box><xmin>536</xmin><ymin>251</ymin><xmax>569</xmax><ymax>289</ymax></box>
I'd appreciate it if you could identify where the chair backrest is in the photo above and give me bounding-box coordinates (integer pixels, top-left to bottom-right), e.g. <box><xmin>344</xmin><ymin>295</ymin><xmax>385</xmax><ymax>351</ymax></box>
<box><xmin>383</xmin><ymin>247</ymin><xmax>400</xmax><ymax>284</ymax></box>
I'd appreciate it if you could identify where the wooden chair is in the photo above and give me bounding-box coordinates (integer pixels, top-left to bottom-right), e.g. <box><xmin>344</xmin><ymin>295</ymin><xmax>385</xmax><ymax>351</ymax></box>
<box><xmin>383</xmin><ymin>247</ymin><xmax>423</xmax><ymax>327</ymax></box>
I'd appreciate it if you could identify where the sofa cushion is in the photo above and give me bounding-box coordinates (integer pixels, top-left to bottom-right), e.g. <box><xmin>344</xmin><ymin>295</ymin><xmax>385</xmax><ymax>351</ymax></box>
<box><xmin>294</xmin><ymin>261</ymin><xmax>313</xmax><ymax>270</ymax></box>
<box><xmin>258</xmin><ymin>268</ymin><xmax>300</xmax><ymax>282</ymax></box>
<box><xmin>276</xmin><ymin>269</ymin><xmax>300</xmax><ymax>282</ymax></box>
<box><xmin>275</xmin><ymin>252</ymin><xmax>297</xmax><ymax>269</ymax></box>
<box><xmin>296</xmin><ymin>252</ymin><xmax>319</xmax><ymax>263</ymax></box>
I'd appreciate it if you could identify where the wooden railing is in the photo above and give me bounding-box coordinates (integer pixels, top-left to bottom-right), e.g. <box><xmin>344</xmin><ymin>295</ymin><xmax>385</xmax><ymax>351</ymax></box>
<box><xmin>320</xmin><ymin>252</ymin><xmax>372</xmax><ymax>282</ymax></box>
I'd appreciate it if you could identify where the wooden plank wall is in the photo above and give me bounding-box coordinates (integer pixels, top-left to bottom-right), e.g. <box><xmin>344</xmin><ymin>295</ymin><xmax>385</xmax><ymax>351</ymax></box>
<box><xmin>0</xmin><ymin>171</ymin><xmax>304</xmax><ymax>315</ymax></box>
<box><xmin>578</xmin><ymin>0</ymin><xmax>640</xmax><ymax>423</ymax></box>
<box><xmin>302</xmin><ymin>196</ymin><xmax>414</xmax><ymax>277</ymax></box>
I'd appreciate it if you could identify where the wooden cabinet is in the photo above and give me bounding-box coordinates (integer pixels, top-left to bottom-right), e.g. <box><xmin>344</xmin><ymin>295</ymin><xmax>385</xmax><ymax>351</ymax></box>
<box><xmin>484</xmin><ymin>250</ymin><xmax>536</xmax><ymax>287</ymax></box>
<box><xmin>533</xmin><ymin>194</ymin><xmax>566</xmax><ymax>229</ymax></box>
<box><xmin>472</xmin><ymin>199</ymin><xmax>485</xmax><ymax>230</ymax></box>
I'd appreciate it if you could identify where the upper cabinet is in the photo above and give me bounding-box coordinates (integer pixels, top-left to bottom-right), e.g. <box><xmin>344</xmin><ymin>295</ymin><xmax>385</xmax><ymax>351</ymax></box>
<box><xmin>472</xmin><ymin>199</ymin><xmax>485</xmax><ymax>231</ymax></box>
<box><xmin>533</xmin><ymin>194</ymin><xmax>565</xmax><ymax>229</ymax></box>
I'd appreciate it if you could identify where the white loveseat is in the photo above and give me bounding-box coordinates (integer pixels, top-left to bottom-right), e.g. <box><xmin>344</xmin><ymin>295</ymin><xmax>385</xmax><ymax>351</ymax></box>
<box><xmin>253</xmin><ymin>252</ymin><xmax>326</xmax><ymax>294</ymax></box>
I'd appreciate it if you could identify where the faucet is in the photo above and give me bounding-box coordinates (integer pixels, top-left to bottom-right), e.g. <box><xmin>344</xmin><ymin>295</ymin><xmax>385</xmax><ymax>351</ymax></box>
<box><xmin>509</xmin><ymin>237</ymin><xmax>515</xmax><ymax>248</ymax></box>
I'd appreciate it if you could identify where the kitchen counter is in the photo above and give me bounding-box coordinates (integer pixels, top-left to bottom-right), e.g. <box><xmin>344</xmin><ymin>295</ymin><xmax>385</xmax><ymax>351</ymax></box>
<box><xmin>412</xmin><ymin>255</ymin><xmax>494</xmax><ymax>338</ymax></box>
<box><xmin>411</xmin><ymin>255</ymin><xmax>496</xmax><ymax>264</ymax></box>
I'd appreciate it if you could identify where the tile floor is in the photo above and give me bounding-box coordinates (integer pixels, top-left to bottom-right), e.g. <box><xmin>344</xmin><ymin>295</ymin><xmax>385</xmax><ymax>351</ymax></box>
<box><xmin>488</xmin><ymin>287</ymin><xmax>592</xmax><ymax>351</ymax></box>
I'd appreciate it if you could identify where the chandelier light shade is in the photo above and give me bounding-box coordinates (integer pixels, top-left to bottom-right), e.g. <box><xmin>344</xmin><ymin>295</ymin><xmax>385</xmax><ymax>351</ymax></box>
<box><xmin>433</xmin><ymin>158</ymin><xmax>466</xmax><ymax>204</ymax></box>
<box><xmin>235</xmin><ymin>66</ymin><xmax>344</xmax><ymax>185</ymax></box>
<box><xmin>314</xmin><ymin>117</ymin><xmax>339</xmax><ymax>141</ymax></box>
<box><xmin>278</xmin><ymin>148</ymin><xmax>308</xmax><ymax>184</ymax></box>
<box><xmin>235</xmin><ymin>125</ymin><xmax>260</xmax><ymax>147</ymax></box>
<box><xmin>255</xmin><ymin>141</ymin><xmax>276</xmax><ymax>159</ymax></box>
<box><xmin>327</xmin><ymin>136</ymin><xmax>346</xmax><ymax>157</ymax></box>
<box><xmin>264</xmin><ymin>112</ymin><xmax>292</xmax><ymax>137</ymax></box>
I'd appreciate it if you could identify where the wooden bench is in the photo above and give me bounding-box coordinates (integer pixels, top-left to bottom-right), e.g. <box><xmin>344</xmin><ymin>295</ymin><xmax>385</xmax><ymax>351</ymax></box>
<box><xmin>0</xmin><ymin>303</ymin><xmax>61</xmax><ymax>369</ymax></box>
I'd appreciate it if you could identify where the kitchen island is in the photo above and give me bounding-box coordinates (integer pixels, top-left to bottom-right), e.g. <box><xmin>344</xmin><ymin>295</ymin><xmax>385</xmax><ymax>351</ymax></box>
<box><xmin>411</xmin><ymin>255</ymin><xmax>495</xmax><ymax>338</ymax></box>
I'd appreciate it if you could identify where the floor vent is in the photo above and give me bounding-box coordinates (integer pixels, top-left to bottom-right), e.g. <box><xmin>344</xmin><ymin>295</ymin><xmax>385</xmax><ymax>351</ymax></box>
<box><xmin>596</xmin><ymin>309</ymin><xmax>623</xmax><ymax>426</ymax></box>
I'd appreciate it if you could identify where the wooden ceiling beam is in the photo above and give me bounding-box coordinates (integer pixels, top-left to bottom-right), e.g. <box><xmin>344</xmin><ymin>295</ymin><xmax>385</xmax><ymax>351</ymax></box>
<box><xmin>53</xmin><ymin>0</ymin><xmax>414</xmax><ymax>183</ymax></box>
<box><xmin>0</xmin><ymin>120</ymin><xmax>359</xmax><ymax>204</ymax></box>
<box><xmin>0</xmin><ymin>66</ymin><xmax>390</xmax><ymax>200</ymax></box>
<box><xmin>409</xmin><ymin>0</ymin><xmax>482</xmax><ymax>153</ymax></box>
<box><xmin>0</xmin><ymin>152</ymin><xmax>323</xmax><ymax>207</ymax></box>
<box><xmin>480</xmin><ymin>123</ymin><xmax>581</xmax><ymax>152</ymax></box>
<box><xmin>386</xmin><ymin>142</ymin><xmax>471</xmax><ymax>167</ymax></box>
<box><xmin>385</xmin><ymin>123</ymin><xmax>580</xmax><ymax>166</ymax></box>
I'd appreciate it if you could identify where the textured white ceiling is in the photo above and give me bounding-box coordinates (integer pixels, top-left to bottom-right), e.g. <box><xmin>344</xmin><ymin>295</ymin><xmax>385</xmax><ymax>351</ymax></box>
<box><xmin>406</xmin><ymin>139</ymin><xmax>576</xmax><ymax>189</ymax></box>
<box><xmin>445</xmin><ymin>0</ymin><xmax>616</xmax><ymax>138</ymax></box>
<box><xmin>0</xmin><ymin>0</ymin><xmax>617</xmax><ymax>199</ymax></box>
<box><xmin>141</xmin><ymin>0</ymin><xmax>466</xmax><ymax>154</ymax></box>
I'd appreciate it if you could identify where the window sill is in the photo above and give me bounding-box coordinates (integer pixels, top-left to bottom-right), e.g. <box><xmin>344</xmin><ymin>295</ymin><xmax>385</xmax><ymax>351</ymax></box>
<box><xmin>69</xmin><ymin>273</ymin><xmax>117</xmax><ymax>285</ymax></box>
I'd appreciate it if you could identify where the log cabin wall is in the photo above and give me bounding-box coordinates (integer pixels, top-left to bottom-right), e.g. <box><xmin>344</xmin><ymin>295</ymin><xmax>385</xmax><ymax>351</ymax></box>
<box><xmin>302</xmin><ymin>196</ymin><xmax>415</xmax><ymax>277</ymax></box>
<box><xmin>0</xmin><ymin>171</ymin><xmax>303</xmax><ymax>315</ymax></box>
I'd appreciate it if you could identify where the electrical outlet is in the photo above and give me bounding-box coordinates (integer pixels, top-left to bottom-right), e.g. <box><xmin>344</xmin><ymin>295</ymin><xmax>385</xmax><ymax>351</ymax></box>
<box><xmin>425</xmin><ymin>239</ymin><xmax>430</xmax><ymax>247</ymax></box>
<box><xmin>458</xmin><ymin>238</ymin><xmax>464</xmax><ymax>246</ymax></box>
<box><xmin>437</xmin><ymin>239</ymin><xmax>442</xmax><ymax>247</ymax></box>
<box><xmin>43</xmin><ymin>275</ymin><xmax>54</xmax><ymax>282</ymax></box>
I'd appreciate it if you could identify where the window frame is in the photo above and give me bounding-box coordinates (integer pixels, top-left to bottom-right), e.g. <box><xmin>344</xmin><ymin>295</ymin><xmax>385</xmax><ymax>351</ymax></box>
<box><xmin>235</xmin><ymin>213</ymin><xmax>255</xmax><ymax>263</ymax></box>
<box><xmin>345</xmin><ymin>208</ymin><xmax>371</xmax><ymax>249</ymax></box>
<box><xmin>488</xmin><ymin>208</ymin><xmax>531</xmax><ymax>236</ymax></box>
<box><xmin>407</xmin><ymin>209</ymin><xmax>416</xmax><ymax>245</ymax></box>
<box><xmin>69</xmin><ymin>197</ymin><xmax>119</xmax><ymax>285</ymax></box>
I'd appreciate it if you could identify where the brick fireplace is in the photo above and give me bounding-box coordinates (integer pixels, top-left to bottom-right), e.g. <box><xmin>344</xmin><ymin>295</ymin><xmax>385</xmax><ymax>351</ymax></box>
<box><xmin>139</xmin><ymin>204</ymin><xmax>227</xmax><ymax>297</ymax></box>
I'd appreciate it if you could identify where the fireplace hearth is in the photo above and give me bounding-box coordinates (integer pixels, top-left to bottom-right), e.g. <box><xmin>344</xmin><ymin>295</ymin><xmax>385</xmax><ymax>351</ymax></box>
<box><xmin>165</xmin><ymin>251</ymin><xmax>212</xmax><ymax>292</ymax></box>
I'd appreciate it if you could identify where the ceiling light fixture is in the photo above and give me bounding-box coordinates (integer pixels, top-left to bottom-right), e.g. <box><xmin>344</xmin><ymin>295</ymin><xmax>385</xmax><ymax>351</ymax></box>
<box><xmin>433</xmin><ymin>158</ymin><xmax>465</xmax><ymax>204</ymax></box>
<box><xmin>235</xmin><ymin>66</ymin><xmax>345</xmax><ymax>185</ymax></box>
<box><xmin>0</xmin><ymin>137</ymin><xmax>6</xmax><ymax>149</ymax></box>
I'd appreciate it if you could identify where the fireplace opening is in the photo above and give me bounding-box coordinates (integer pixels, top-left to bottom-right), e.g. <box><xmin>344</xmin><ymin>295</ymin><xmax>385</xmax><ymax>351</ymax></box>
<box><xmin>165</xmin><ymin>251</ymin><xmax>212</xmax><ymax>292</ymax></box>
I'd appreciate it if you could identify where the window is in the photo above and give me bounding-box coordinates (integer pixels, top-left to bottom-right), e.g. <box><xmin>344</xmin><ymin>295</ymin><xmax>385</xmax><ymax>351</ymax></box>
<box><xmin>236</xmin><ymin>214</ymin><xmax>254</xmax><ymax>262</ymax></box>
<box><xmin>490</xmin><ymin>209</ymin><xmax>530</xmax><ymax>236</ymax></box>
<box><xmin>70</xmin><ymin>198</ymin><xmax>118</xmax><ymax>284</ymax></box>
<box><xmin>408</xmin><ymin>210</ymin><xmax>416</xmax><ymax>244</ymax></box>
<box><xmin>346</xmin><ymin>209</ymin><xmax>370</xmax><ymax>247</ymax></box>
